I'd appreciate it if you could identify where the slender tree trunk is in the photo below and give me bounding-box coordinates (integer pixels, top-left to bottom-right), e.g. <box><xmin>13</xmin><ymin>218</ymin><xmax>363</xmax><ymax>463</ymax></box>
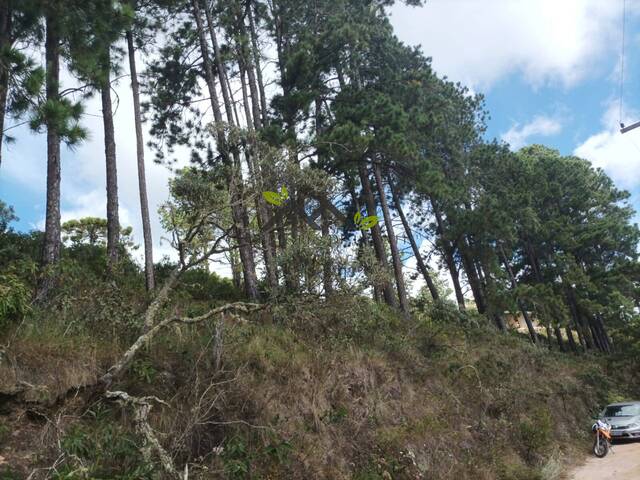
<box><xmin>239</xmin><ymin>62</ymin><xmax>278</xmax><ymax>294</ymax></box>
<box><xmin>101</xmin><ymin>60</ymin><xmax>120</xmax><ymax>268</ymax></box>
<box><xmin>460</xmin><ymin>243</ymin><xmax>486</xmax><ymax>313</ymax></box>
<box><xmin>349</xmin><ymin>185</ymin><xmax>379</xmax><ymax>301</ymax></box>
<box><xmin>247</xmin><ymin>1</ymin><xmax>268</xmax><ymax>123</ymax></box>
<box><xmin>478</xmin><ymin>255</ymin><xmax>507</xmax><ymax>332</ymax></box>
<box><xmin>203</xmin><ymin>5</ymin><xmax>233</xmax><ymax>125</ymax></box>
<box><xmin>316</xmin><ymin>99</ymin><xmax>332</xmax><ymax>296</ymax></box>
<box><xmin>373</xmin><ymin>162</ymin><xmax>409</xmax><ymax>318</ymax></box>
<box><xmin>565</xmin><ymin>288</ymin><xmax>592</xmax><ymax>350</ymax></box>
<box><xmin>431</xmin><ymin>198</ymin><xmax>465</xmax><ymax>310</ymax></box>
<box><xmin>40</xmin><ymin>7</ymin><xmax>62</xmax><ymax>298</ymax></box>
<box><xmin>358</xmin><ymin>162</ymin><xmax>397</xmax><ymax>308</ymax></box>
<box><xmin>219</xmin><ymin>66</ymin><xmax>261</xmax><ymax>298</ymax></box>
<box><xmin>580</xmin><ymin>308</ymin><xmax>608</xmax><ymax>353</ymax></box>
<box><xmin>554</xmin><ymin>325</ymin><xmax>565</xmax><ymax>352</ymax></box>
<box><xmin>572</xmin><ymin>316</ymin><xmax>587</xmax><ymax>351</ymax></box>
<box><xmin>544</xmin><ymin>323</ymin><xmax>553</xmax><ymax>347</ymax></box>
<box><xmin>320</xmin><ymin>202</ymin><xmax>333</xmax><ymax>296</ymax></box>
<box><xmin>388</xmin><ymin>176</ymin><xmax>439</xmax><ymax>302</ymax></box>
<box><xmin>288</xmin><ymin>178</ymin><xmax>302</xmax><ymax>292</ymax></box>
<box><xmin>524</xmin><ymin>237</ymin><xmax>542</xmax><ymax>280</ymax></box>
<box><xmin>446</xmin><ymin>253</ymin><xmax>465</xmax><ymax>311</ymax></box>
<box><xmin>586</xmin><ymin>316</ymin><xmax>604</xmax><ymax>351</ymax></box>
<box><xmin>565</xmin><ymin>325</ymin><xmax>578</xmax><ymax>352</ymax></box>
<box><xmin>192</xmin><ymin>0</ymin><xmax>259</xmax><ymax>300</ymax></box>
<box><xmin>0</xmin><ymin>1</ymin><xmax>10</xmax><ymax>170</ymax></box>
<box><xmin>595</xmin><ymin>314</ymin><xmax>613</xmax><ymax>353</ymax></box>
<box><xmin>276</xmin><ymin>214</ymin><xmax>293</xmax><ymax>290</ymax></box>
<box><xmin>229</xmin><ymin>245</ymin><xmax>242</xmax><ymax>291</ymax></box>
<box><xmin>499</xmin><ymin>245</ymin><xmax>537</xmax><ymax>342</ymax></box>
<box><xmin>126</xmin><ymin>29</ymin><xmax>155</xmax><ymax>291</ymax></box>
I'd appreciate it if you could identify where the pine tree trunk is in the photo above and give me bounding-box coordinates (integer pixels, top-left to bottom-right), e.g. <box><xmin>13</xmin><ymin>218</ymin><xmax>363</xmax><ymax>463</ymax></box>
<box><xmin>226</xmin><ymin>172</ymin><xmax>260</xmax><ymax>300</ymax></box>
<box><xmin>126</xmin><ymin>29</ymin><xmax>155</xmax><ymax>291</ymax></box>
<box><xmin>586</xmin><ymin>316</ymin><xmax>604</xmax><ymax>351</ymax></box>
<box><xmin>101</xmin><ymin>62</ymin><xmax>120</xmax><ymax>268</ymax></box>
<box><xmin>349</xmin><ymin>185</ymin><xmax>379</xmax><ymax>301</ymax></box>
<box><xmin>276</xmin><ymin>214</ymin><xmax>293</xmax><ymax>290</ymax></box>
<box><xmin>373</xmin><ymin>162</ymin><xmax>409</xmax><ymax>318</ymax></box>
<box><xmin>446</xmin><ymin>253</ymin><xmax>466</xmax><ymax>311</ymax></box>
<box><xmin>0</xmin><ymin>1</ymin><xmax>10</xmax><ymax>170</ymax></box>
<box><xmin>554</xmin><ymin>325</ymin><xmax>565</xmax><ymax>352</ymax></box>
<box><xmin>40</xmin><ymin>7</ymin><xmax>62</xmax><ymax>297</ymax></box>
<box><xmin>247</xmin><ymin>1</ymin><xmax>268</xmax><ymax>122</ymax></box>
<box><xmin>565</xmin><ymin>288</ymin><xmax>592</xmax><ymax>350</ymax></box>
<box><xmin>192</xmin><ymin>0</ymin><xmax>259</xmax><ymax>300</ymax></box>
<box><xmin>431</xmin><ymin>199</ymin><xmax>465</xmax><ymax>310</ymax></box>
<box><xmin>238</xmin><ymin>60</ymin><xmax>278</xmax><ymax>294</ymax></box>
<box><xmin>388</xmin><ymin>176</ymin><xmax>439</xmax><ymax>302</ymax></box>
<box><xmin>219</xmin><ymin>67</ymin><xmax>262</xmax><ymax>300</ymax></box>
<box><xmin>499</xmin><ymin>245</ymin><xmax>537</xmax><ymax>342</ymax></box>
<box><xmin>565</xmin><ymin>325</ymin><xmax>578</xmax><ymax>352</ymax></box>
<box><xmin>314</xmin><ymin>98</ymin><xmax>332</xmax><ymax>296</ymax></box>
<box><xmin>545</xmin><ymin>323</ymin><xmax>553</xmax><ymax>348</ymax></box>
<box><xmin>229</xmin><ymin>244</ymin><xmax>242</xmax><ymax>291</ymax></box>
<box><xmin>584</xmin><ymin>311</ymin><xmax>606</xmax><ymax>353</ymax></box>
<box><xmin>595</xmin><ymin>314</ymin><xmax>613</xmax><ymax>353</ymax></box>
<box><xmin>358</xmin><ymin>162</ymin><xmax>397</xmax><ymax>308</ymax></box>
<box><xmin>206</xmin><ymin>7</ymin><xmax>262</xmax><ymax>299</ymax></box>
<box><xmin>572</xmin><ymin>315</ymin><xmax>587</xmax><ymax>351</ymax></box>
<box><xmin>320</xmin><ymin>202</ymin><xmax>333</xmax><ymax>296</ymax></box>
<box><xmin>460</xmin><ymin>244</ymin><xmax>486</xmax><ymax>313</ymax></box>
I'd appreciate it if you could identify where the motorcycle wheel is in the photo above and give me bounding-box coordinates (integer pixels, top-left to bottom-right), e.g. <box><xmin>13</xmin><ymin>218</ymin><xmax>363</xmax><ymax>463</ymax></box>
<box><xmin>593</xmin><ymin>435</ymin><xmax>609</xmax><ymax>458</ymax></box>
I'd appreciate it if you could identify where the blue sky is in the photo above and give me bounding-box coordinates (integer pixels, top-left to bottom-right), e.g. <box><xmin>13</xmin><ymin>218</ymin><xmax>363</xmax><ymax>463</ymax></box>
<box><xmin>392</xmin><ymin>0</ymin><xmax>640</xmax><ymax>219</ymax></box>
<box><xmin>2</xmin><ymin>0</ymin><xmax>640</xmax><ymax>265</ymax></box>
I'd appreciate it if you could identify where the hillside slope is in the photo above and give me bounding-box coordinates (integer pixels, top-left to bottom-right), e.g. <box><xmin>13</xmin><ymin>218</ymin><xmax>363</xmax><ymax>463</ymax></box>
<box><xmin>1</xmin><ymin>293</ymin><xmax>637</xmax><ymax>480</ymax></box>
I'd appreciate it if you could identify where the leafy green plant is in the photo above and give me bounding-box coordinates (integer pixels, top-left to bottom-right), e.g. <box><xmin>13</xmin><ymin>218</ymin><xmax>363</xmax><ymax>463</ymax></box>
<box><xmin>0</xmin><ymin>467</ymin><xmax>24</xmax><ymax>480</ymax></box>
<box><xmin>222</xmin><ymin>436</ymin><xmax>252</xmax><ymax>479</ymax></box>
<box><xmin>262</xmin><ymin>186</ymin><xmax>289</xmax><ymax>206</ymax></box>
<box><xmin>0</xmin><ymin>273</ymin><xmax>31</xmax><ymax>326</ymax></box>
<box><xmin>353</xmin><ymin>211</ymin><xmax>379</xmax><ymax>230</ymax></box>
<box><xmin>61</xmin><ymin>425</ymin><xmax>93</xmax><ymax>458</ymax></box>
<box><xmin>130</xmin><ymin>358</ymin><xmax>157</xmax><ymax>384</ymax></box>
<box><xmin>59</xmin><ymin>420</ymin><xmax>152</xmax><ymax>478</ymax></box>
<box><xmin>263</xmin><ymin>439</ymin><xmax>293</xmax><ymax>465</ymax></box>
<box><xmin>518</xmin><ymin>409</ymin><xmax>553</xmax><ymax>462</ymax></box>
<box><xmin>323</xmin><ymin>405</ymin><xmax>348</xmax><ymax>424</ymax></box>
<box><xmin>0</xmin><ymin>420</ymin><xmax>9</xmax><ymax>444</ymax></box>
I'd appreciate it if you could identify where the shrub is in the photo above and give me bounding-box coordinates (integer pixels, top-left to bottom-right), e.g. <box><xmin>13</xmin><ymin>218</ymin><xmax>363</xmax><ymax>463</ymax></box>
<box><xmin>0</xmin><ymin>273</ymin><xmax>31</xmax><ymax>326</ymax></box>
<box><xmin>58</xmin><ymin>417</ymin><xmax>153</xmax><ymax>478</ymax></box>
<box><xmin>518</xmin><ymin>408</ymin><xmax>553</xmax><ymax>462</ymax></box>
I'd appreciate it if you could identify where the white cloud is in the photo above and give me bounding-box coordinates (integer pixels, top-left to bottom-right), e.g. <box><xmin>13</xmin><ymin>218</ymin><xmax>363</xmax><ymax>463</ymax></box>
<box><xmin>501</xmin><ymin>115</ymin><xmax>563</xmax><ymax>149</ymax></box>
<box><xmin>574</xmin><ymin>102</ymin><xmax>640</xmax><ymax>191</ymax></box>
<box><xmin>390</xmin><ymin>0</ymin><xmax>638</xmax><ymax>90</ymax></box>
<box><xmin>2</xmin><ymin>51</ymin><xmax>190</xmax><ymax>268</ymax></box>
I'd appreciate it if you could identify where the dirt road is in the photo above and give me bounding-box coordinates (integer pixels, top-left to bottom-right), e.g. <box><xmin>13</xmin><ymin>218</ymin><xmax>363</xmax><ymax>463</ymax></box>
<box><xmin>568</xmin><ymin>441</ymin><xmax>640</xmax><ymax>480</ymax></box>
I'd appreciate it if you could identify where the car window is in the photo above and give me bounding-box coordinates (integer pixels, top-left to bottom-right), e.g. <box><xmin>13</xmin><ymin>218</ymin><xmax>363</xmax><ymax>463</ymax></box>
<box><xmin>604</xmin><ymin>404</ymin><xmax>640</xmax><ymax>417</ymax></box>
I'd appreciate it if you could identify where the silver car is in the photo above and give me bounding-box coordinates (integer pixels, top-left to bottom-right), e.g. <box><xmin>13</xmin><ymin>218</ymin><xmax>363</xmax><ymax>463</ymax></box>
<box><xmin>599</xmin><ymin>401</ymin><xmax>640</xmax><ymax>439</ymax></box>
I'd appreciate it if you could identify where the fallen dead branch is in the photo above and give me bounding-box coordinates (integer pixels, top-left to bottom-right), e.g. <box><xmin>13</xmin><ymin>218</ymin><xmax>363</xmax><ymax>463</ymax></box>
<box><xmin>100</xmin><ymin>302</ymin><xmax>266</xmax><ymax>387</ymax></box>
<box><xmin>105</xmin><ymin>391</ymin><xmax>178</xmax><ymax>477</ymax></box>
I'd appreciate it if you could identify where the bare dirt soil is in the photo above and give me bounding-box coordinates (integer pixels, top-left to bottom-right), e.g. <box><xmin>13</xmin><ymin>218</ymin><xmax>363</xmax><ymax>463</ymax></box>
<box><xmin>568</xmin><ymin>440</ymin><xmax>640</xmax><ymax>480</ymax></box>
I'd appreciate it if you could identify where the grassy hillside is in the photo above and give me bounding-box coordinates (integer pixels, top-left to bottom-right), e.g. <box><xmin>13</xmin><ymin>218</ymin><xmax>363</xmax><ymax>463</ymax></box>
<box><xmin>1</xmin><ymin>267</ymin><xmax>637</xmax><ymax>480</ymax></box>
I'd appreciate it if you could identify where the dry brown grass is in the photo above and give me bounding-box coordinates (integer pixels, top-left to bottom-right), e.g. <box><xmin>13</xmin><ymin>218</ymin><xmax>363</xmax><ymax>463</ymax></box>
<box><xmin>0</xmin><ymin>296</ymin><xmax>635</xmax><ymax>479</ymax></box>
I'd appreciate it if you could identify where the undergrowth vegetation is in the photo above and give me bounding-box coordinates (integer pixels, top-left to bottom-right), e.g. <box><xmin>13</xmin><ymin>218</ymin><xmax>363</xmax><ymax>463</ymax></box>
<box><xmin>1</xmin><ymin>253</ymin><xmax>637</xmax><ymax>479</ymax></box>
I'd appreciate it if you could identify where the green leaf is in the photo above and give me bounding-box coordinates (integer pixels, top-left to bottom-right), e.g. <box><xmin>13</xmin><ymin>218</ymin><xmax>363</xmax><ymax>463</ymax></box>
<box><xmin>354</xmin><ymin>212</ymin><xmax>362</xmax><ymax>225</ymax></box>
<box><xmin>263</xmin><ymin>191</ymin><xmax>283</xmax><ymax>206</ymax></box>
<box><xmin>359</xmin><ymin>215</ymin><xmax>379</xmax><ymax>230</ymax></box>
<box><xmin>279</xmin><ymin>186</ymin><xmax>289</xmax><ymax>200</ymax></box>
